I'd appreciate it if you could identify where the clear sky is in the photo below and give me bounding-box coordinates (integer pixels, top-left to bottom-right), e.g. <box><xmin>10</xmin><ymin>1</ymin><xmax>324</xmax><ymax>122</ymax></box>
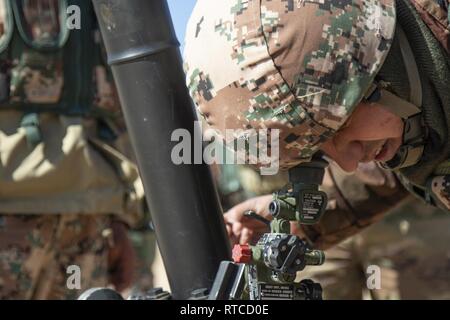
<box><xmin>167</xmin><ymin>0</ymin><xmax>197</xmax><ymax>49</ymax></box>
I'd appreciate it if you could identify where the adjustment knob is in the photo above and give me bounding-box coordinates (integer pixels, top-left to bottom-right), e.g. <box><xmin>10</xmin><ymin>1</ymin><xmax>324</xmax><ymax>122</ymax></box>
<box><xmin>232</xmin><ymin>244</ymin><xmax>252</xmax><ymax>263</ymax></box>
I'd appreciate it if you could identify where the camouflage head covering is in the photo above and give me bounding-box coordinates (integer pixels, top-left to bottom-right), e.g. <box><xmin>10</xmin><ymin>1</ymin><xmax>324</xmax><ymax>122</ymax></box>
<box><xmin>184</xmin><ymin>0</ymin><xmax>396</xmax><ymax>170</ymax></box>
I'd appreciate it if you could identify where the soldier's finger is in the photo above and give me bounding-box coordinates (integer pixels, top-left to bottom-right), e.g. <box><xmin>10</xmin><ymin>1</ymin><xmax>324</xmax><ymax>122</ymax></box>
<box><xmin>240</xmin><ymin>228</ymin><xmax>254</xmax><ymax>245</ymax></box>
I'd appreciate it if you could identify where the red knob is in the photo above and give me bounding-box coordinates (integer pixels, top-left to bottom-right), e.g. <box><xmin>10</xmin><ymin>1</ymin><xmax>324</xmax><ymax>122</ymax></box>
<box><xmin>232</xmin><ymin>244</ymin><xmax>252</xmax><ymax>263</ymax></box>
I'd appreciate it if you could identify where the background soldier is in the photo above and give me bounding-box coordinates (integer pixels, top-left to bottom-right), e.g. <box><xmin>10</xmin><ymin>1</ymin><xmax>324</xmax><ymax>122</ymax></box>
<box><xmin>0</xmin><ymin>0</ymin><xmax>145</xmax><ymax>299</ymax></box>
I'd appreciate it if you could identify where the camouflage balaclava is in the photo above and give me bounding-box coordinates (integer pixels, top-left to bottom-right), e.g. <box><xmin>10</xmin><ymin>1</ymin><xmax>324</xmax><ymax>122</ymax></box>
<box><xmin>184</xmin><ymin>0</ymin><xmax>396</xmax><ymax>170</ymax></box>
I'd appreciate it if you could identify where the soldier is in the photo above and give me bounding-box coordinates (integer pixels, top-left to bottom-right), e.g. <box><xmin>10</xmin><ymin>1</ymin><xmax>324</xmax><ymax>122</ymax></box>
<box><xmin>0</xmin><ymin>1</ymin><xmax>145</xmax><ymax>299</ymax></box>
<box><xmin>300</xmin><ymin>162</ymin><xmax>450</xmax><ymax>300</ymax></box>
<box><xmin>183</xmin><ymin>0</ymin><xmax>450</xmax><ymax>298</ymax></box>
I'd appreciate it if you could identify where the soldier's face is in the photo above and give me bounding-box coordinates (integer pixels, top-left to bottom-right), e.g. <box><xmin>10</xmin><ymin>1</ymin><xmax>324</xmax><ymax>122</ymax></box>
<box><xmin>321</xmin><ymin>102</ymin><xmax>404</xmax><ymax>172</ymax></box>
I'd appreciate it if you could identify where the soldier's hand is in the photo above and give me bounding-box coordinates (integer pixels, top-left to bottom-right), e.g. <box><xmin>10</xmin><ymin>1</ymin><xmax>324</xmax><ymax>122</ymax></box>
<box><xmin>223</xmin><ymin>195</ymin><xmax>273</xmax><ymax>245</ymax></box>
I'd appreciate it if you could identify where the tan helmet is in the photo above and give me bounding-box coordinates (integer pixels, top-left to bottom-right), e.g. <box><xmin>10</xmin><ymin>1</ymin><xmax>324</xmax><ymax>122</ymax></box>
<box><xmin>184</xmin><ymin>0</ymin><xmax>396</xmax><ymax>170</ymax></box>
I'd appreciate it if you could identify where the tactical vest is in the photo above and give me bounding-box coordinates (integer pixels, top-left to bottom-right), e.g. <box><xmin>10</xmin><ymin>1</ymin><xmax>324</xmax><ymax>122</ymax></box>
<box><xmin>0</xmin><ymin>0</ymin><xmax>145</xmax><ymax>224</ymax></box>
<box><xmin>377</xmin><ymin>0</ymin><xmax>450</xmax><ymax>211</ymax></box>
<box><xmin>0</xmin><ymin>0</ymin><xmax>122</xmax><ymax>143</ymax></box>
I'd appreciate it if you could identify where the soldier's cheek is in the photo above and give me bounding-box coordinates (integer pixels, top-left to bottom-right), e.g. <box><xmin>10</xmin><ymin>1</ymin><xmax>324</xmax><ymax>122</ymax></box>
<box><xmin>321</xmin><ymin>139</ymin><xmax>363</xmax><ymax>173</ymax></box>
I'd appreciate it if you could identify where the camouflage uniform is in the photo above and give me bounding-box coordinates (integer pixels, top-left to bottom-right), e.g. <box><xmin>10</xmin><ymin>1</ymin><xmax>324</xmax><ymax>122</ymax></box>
<box><xmin>301</xmin><ymin>198</ymin><xmax>450</xmax><ymax>300</ymax></box>
<box><xmin>0</xmin><ymin>1</ymin><xmax>145</xmax><ymax>299</ymax></box>
<box><xmin>127</xmin><ymin>228</ymin><xmax>156</xmax><ymax>295</ymax></box>
<box><xmin>300</xmin><ymin>163</ymin><xmax>450</xmax><ymax>300</ymax></box>
<box><xmin>0</xmin><ymin>214</ymin><xmax>110</xmax><ymax>300</ymax></box>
